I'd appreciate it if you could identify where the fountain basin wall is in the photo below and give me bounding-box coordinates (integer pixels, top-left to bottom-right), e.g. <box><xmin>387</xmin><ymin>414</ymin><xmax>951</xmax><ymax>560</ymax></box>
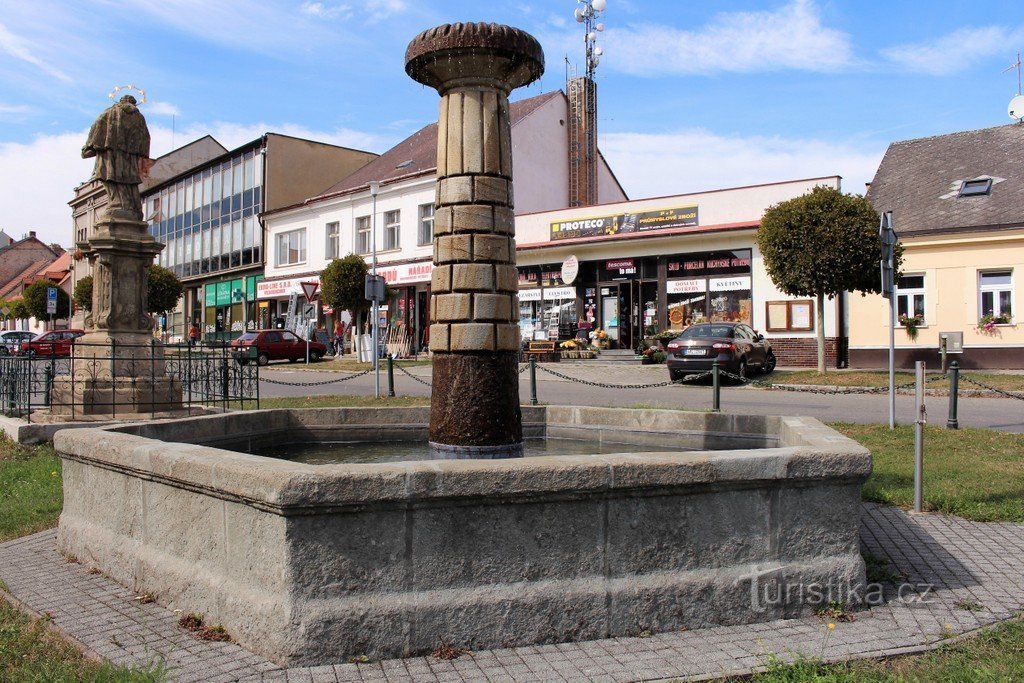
<box><xmin>55</xmin><ymin>406</ymin><xmax>870</xmax><ymax>666</ymax></box>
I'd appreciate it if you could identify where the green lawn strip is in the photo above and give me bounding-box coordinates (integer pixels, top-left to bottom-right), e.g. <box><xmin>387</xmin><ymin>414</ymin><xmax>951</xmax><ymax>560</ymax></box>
<box><xmin>744</xmin><ymin>614</ymin><xmax>1024</xmax><ymax>681</ymax></box>
<box><xmin>0</xmin><ymin>598</ymin><xmax>166</xmax><ymax>682</ymax></box>
<box><xmin>771</xmin><ymin>370</ymin><xmax>1024</xmax><ymax>392</ymax></box>
<box><xmin>832</xmin><ymin>423</ymin><xmax>1024</xmax><ymax>523</ymax></box>
<box><xmin>0</xmin><ymin>439</ymin><xmax>63</xmax><ymax>543</ymax></box>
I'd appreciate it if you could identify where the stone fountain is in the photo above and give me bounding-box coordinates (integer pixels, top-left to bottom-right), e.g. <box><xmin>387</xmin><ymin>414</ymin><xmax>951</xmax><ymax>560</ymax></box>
<box><xmin>405</xmin><ymin>22</ymin><xmax>544</xmax><ymax>458</ymax></box>
<box><xmin>53</xmin><ymin>24</ymin><xmax>870</xmax><ymax>668</ymax></box>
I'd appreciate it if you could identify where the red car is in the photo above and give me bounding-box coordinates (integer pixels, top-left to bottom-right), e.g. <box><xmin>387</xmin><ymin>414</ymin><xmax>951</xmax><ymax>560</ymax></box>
<box><xmin>20</xmin><ymin>329</ymin><xmax>85</xmax><ymax>357</ymax></box>
<box><xmin>231</xmin><ymin>329</ymin><xmax>327</xmax><ymax>366</ymax></box>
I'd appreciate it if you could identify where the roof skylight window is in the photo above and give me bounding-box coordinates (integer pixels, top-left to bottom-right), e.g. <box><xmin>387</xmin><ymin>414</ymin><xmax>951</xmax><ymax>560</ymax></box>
<box><xmin>395</xmin><ymin>159</ymin><xmax>413</xmax><ymax>169</ymax></box>
<box><xmin>958</xmin><ymin>178</ymin><xmax>992</xmax><ymax>197</ymax></box>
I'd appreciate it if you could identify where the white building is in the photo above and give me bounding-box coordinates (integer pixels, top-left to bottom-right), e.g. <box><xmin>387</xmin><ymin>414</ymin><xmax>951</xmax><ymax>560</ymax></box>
<box><xmin>262</xmin><ymin>90</ymin><xmax>626</xmax><ymax>351</ymax></box>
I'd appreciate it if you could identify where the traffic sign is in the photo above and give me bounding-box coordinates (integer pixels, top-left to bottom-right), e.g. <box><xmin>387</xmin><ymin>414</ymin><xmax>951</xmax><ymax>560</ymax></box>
<box><xmin>302</xmin><ymin>303</ymin><xmax>316</xmax><ymax>318</ymax></box>
<box><xmin>47</xmin><ymin>287</ymin><xmax>58</xmax><ymax>301</ymax></box>
<box><xmin>0</xmin><ymin>306</ymin><xmax>9</xmax><ymax>317</ymax></box>
<box><xmin>300</xmin><ymin>281</ymin><xmax>319</xmax><ymax>302</ymax></box>
<box><xmin>879</xmin><ymin>211</ymin><xmax>896</xmax><ymax>299</ymax></box>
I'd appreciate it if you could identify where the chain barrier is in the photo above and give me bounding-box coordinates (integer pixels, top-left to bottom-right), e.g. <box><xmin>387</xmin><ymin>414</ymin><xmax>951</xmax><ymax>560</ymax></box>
<box><xmin>395</xmin><ymin>363</ymin><xmax>433</xmax><ymax>387</ymax></box>
<box><xmin>259</xmin><ymin>368</ymin><xmax>373</xmax><ymax>387</ymax></box>
<box><xmin>716</xmin><ymin>371</ymin><xmax>925</xmax><ymax>395</ymax></box>
<box><xmin>959</xmin><ymin>374</ymin><xmax>1024</xmax><ymax>400</ymax></box>
<box><xmin>535</xmin><ymin>364</ymin><xmax>710</xmax><ymax>389</ymax></box>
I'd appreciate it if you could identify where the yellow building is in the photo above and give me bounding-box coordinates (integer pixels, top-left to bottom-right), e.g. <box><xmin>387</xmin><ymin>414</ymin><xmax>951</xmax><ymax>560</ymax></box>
<box><xmin>850</xmin><ymin>124</ymin><xmax>1023</xmax><ymax>368</ymax></box>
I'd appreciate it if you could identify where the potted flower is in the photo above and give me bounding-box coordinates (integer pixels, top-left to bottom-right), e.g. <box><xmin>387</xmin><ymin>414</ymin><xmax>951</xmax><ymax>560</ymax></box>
<box><xmin>559</xmin><ymin>339</ymin><xmax>578</xmax><ymax>359</ymax></box>
<box><xmin>978</xmin><ymin>312</ymin><xmax>1012</xmax><ymax>333</ymax></box>
<box><xmin>899</xmin><ymin>313</ymin><xmax>924</xmax><ymax>340</ymax></box>
<box><xmin>590</xmin><ymin>328</ymin><xmax>609</xmax><ymax>349</ymax></box>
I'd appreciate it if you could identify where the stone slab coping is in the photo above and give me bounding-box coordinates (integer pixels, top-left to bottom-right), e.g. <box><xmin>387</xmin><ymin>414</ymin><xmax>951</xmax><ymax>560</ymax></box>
<box><xmin>53</xmin><ymin>406</ymin><xmax>869</xmax><ymax>516</ymax></box>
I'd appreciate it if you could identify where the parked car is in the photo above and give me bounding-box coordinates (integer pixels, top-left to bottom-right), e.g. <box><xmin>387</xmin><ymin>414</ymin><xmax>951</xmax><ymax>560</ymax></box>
<box><xmin>0</xmin><ymin>330</ymin><xmax>36</xmax><ymax>356</ymax></box>
<box><xmin>19</xmin><ymin>329</ymin><xmax>85</xmax><ymax>358</ymax></box>
<box><xmin>231</xmin><ymin>329</ymin><xmax>327</xmax><ymax>366</ymax></box>
<box><xmin>665</xmin><ymin>322</ymin><xmax>776</xmax><ymax>381</ymax></box>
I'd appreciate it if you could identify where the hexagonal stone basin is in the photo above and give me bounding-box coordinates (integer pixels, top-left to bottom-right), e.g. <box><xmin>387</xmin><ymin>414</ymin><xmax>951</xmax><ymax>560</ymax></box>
<box><xmin>54</xmin><ymin>405</ymin><xmax>870</xmax><ymax>667</ymax></box>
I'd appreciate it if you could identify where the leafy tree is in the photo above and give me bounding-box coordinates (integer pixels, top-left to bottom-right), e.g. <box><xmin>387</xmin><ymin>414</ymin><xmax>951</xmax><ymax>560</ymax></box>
<box><xmin>70</xmin><ymin>266</ymin><xmax>182</xmax><ymax>317</ymax></box>
<box><xmin>9</xmin><ymin>299</ymin><xmax>29</xmax><ymax>321</ymax></box>
<box><xmin>73</xmin><ymin>275</ymin><xmax>93</xmax><ymax>313</ymax></box>
<box><xmin>23</xmin><ymin>279</ymin><xmax>72</xmax><ymax>322</ymax></box>
<box><xmin>320</xmin><ymin>254</ymin><xmax>371</xmax><ymax>329</ymax></box>
<box><xmin>756</xmin><ymin>186</ymin><xmax>902</xmax><ymax>373</ymax></box>
<box><xmin>146</xmin><ymin>264</ymin><xmax>183</xmax><ymax>316</ymax></box>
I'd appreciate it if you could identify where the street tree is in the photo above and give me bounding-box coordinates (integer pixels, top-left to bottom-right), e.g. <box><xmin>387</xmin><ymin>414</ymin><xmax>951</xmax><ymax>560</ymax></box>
<box><xmin>756</xmin><ymin>186</ymin><xmax>901</xmax><ymax>373</ymax></box>
<box><xmin>71</xmin><ymin>265</ymin><xmax>183</xmax><ymax>317</ymax></box>
<box><xmin>320</xmin><ymin>254</ymin><xmax>371</xmax><ymax>330</ymax></box>
<box><xmin>23</xmin><ymin>279</ymin><xmax>72</xmax><ymax>323</ymax></box>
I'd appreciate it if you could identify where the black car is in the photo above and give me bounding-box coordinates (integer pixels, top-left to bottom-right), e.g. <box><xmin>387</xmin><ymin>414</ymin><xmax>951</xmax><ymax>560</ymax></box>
<box><xmin>665</xmin><ymin>322</ymin><xmax>776</xmax><ymax>381</ymax></box>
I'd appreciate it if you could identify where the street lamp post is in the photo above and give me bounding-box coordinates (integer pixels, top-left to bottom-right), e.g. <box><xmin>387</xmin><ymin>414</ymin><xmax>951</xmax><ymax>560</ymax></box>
<box><xmin>369</xmin><ymin>180</ymin><xmax>380</xmax><ymax>398</ymax></box>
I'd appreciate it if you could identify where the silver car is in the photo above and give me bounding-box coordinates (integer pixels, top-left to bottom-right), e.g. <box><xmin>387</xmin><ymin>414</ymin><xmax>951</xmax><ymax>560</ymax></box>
<box><xmin>0</xmin><ymin>330</ymin><xmax>35</xmax><ymax>356</ymax></box>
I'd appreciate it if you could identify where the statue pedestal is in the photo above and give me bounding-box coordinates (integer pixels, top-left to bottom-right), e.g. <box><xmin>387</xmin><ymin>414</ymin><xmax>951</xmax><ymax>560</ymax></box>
<box><xmin>52</xmin><ymin>216</ymin><xmax>183</xmax><ymax>416</ymax></box>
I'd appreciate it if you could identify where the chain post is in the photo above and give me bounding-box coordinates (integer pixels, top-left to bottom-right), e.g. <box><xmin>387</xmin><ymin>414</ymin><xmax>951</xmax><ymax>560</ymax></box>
<box><xmin>711</xmin><ymin>360</ymin><xmax>721</xmax><ymax>412</ymax></box>
<box><xmin>914</xmin><ymin>361</ymin><xmax>926</xmax><ymax>513</ymax></box>
<box><xmin>529</xmin><ymin>356</ymin><xmax>538</xmax><ymax>405</ymax></box>
<box><xmin>946</xmin><ymin>360</ymin><xmax>959</xmax><ymax>430</ymax></box>
<box><xmin>387</xmin><ymin>354</ymin><xmax>396</xmax><ymax>397</ymax></box>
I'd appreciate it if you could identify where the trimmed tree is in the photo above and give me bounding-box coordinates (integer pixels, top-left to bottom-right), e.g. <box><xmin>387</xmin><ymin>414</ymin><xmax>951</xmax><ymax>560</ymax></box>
<box><xmin>320</xmin><ymin>254</ymin><xmax>371</xmax><ymax>330</ymax></box>
<box><xmin>71</xmin><ymin>266</ymin><xmax>183</xmax><ymax>317</ymax></box>
<box><xmin>23</xmin><ymin>279</ymin><xmax>71</xmax><ymax>322</ymax></box>
<box><xmin>757</xmin><ymin>186</ymin><xmax>901</xmax><ymax>373</ymax></box>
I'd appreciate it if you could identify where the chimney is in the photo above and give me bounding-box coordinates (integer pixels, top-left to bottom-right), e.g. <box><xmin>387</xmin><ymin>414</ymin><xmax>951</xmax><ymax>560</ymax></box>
<box><xmin>28</xmin><ymin>231</ymin><xmax>36</xmax><ymax>238</ymax></box>
<box><xmin>567</xmin><ymin>76</ymin><xmax>598</xmax><ymax>207</ymax></box>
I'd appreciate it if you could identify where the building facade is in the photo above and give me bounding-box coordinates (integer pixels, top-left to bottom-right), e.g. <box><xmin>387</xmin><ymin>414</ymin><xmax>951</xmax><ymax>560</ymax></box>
<box><xmin>262</xmin><ymin>90</ymin><xmax>627</xmax><ymax>353</ymax></box>
<box><xmin>850</xmin><ymin>124</ymin><xmax>1024</xmax><ymax>368</ymax></box>
<box><xmin>142</xmin><ymin>133</ymin><xmax>376</xmax><ymax>341</ymax></box>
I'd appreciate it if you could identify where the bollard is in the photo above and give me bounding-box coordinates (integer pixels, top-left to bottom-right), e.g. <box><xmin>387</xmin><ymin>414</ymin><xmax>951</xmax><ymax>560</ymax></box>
<box><xmin>914</xmin><ymin>361</ymin><xmax>926</xmax><ymax>513</ymax></box>
<box><xmin>946</xmin><ymin>360</ymin><xmax>959</xmax><ymax>430</ymax></box>
<box><xmin>43</xmin><ymin>361</ymin><xmax>54</xmax><ymax>407</ymax></box>
<box><xmin>711</xmin><ymin>360</ymin><xmax>721</xmax><ymax>412</ymax></box>
<box><xmin>387</xmin><ymin>354</ymin><xmax>396</xmax><ymax>398</ymax></box>
<box><xmin>529</xmin><ymin>355</ymin><xmax>538</xmax><ymax>406</ymax></box>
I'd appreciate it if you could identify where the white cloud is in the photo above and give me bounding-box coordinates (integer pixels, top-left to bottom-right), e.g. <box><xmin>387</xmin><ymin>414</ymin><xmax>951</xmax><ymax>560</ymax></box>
<box><xmin>0</xmin><ymin>121</ymin><xmax>396</xmax><ymax>248</ymax></box>
<box><xmin>145</xmin><ymin>101</ymin><xmax>181</xmax><ymax>117</ymax></box>
<box><xmin>881</xmin><ymin>26</ymin><xmax>1024</xmax><ymax>75</ymax></box>
<box><xmin>0</xmin><ymin>20</ymin><xmax>71</xmax><ymax>81</ymax></box>
<box><xmin>600</xmin><ymin>128</ymin><xmax>884</xmax><ymax>201</ymax></box>
<box><xmin>581</xmin><ymin>0</ymin><xmax>853</xmax><ymax>76</ymax></box>
<box><xmin>300</xmin><ymin>2</ymin><xmax>353</xmax><ymax>20</ymax></box>
<box><xmin>363</xmin><ymin>0</ymin><xmax>408</xmax><ymax>23</ymax></box>
<box><xmin>0</xmin><ymin>103</ymin><xmax>31</xmax><ymax>115</ymax></box>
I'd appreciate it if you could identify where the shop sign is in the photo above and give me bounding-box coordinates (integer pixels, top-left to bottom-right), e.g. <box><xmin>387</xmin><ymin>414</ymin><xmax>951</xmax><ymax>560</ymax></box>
<box><xmin>560</xmin><ymin>255</ymin><xmax>579</xmax><ymax>284</ymax></box>
<box><xmin>666</xmin><ymin>279</ymin><xmax>707</xmax><ymax>295</ymax></box>
<box><xmin>518</xmin><ymin>288</ymin><xmax>542</xmax><ymax>301</ymax></box>
<box><xmin>605</xmin><ymin>258</ymin><xmax>634</xmax><ymax>270</ymax></box>
<box><xmin>545</xmin><ymin>286</ymin><xmax>577</xmax><ymax>300</ymax></box>
<box><xmin>550</xmin><ymin>205</ymin><xmax>699</xmax><ymax>241</ymax></box>
<box><xmin>257</xmin><ymin>276</ymin><xmax>321</xmax><ymax>300</ymax></box>
<box><xmin>709</xmin><ymin>276</ymin><xmax>751</xmax><ymax>292</ymax></box>
<box><xmin>377</xmin><ymin>261</ymin><xmax>434</xmax><ymax>286</ymax></box>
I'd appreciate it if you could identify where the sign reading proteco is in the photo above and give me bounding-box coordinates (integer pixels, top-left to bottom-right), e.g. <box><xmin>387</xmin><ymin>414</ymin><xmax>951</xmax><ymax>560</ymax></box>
<box><xmin>549</xmin><ymin>205</ymin><xmax>699</xmax><ymax>241</ymax></box>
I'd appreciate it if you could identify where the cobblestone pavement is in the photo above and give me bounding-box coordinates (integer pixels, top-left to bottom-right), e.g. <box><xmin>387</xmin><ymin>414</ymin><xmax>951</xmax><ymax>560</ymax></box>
<box><xmin>1</xmin><ymin>504</ymin><xmax>1021</xmax><ymax>682</ymax></box>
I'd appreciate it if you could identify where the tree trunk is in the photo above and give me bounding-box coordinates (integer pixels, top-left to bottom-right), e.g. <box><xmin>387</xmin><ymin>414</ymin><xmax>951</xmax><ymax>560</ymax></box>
<box><xmin>817</xmin><ymin>291</ymin><xmax>826</xmax><ymax>374</ymax></box>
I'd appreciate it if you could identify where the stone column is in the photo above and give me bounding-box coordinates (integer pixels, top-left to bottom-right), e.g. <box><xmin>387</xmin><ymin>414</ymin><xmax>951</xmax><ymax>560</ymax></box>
<box><xmin>405</xmin><ymin>23</ymin><xmax>544</xmax><ymax>458</ymax></box>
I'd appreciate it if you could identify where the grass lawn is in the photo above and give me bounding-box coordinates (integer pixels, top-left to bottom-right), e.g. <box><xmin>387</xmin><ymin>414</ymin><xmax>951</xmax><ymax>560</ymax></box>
<box><xmin>0</xmin><ymin>439</ymin><xmax>63</xmax><ymax>544</ymax></box>
<box><xmin>770</xmin><ymin>370</ymin><xmax>1024</xmax><ymax>392</ymax></box>
<box><xmin>834</xmin><ymin>423</ymin><xmax>1024</xmax><ymax>522</ymax></box>
<box><xmin>745</xmin><ymin>614</ymin><xmax>1024</xmax><ymax>681</ymax></box>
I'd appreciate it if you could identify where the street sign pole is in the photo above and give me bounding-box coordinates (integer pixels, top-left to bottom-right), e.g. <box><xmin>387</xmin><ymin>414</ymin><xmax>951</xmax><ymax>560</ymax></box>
<box><xmin>879</xmin><ymin>211</ymin><xmax>897</xmax><ymax>429</ymax></box>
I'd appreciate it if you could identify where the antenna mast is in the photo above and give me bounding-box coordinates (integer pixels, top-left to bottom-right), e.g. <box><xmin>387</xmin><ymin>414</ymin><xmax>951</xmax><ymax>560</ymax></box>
<box><xmin>1003</xmin><ymin>51</ymin><xmax>1022</xmax><ymax>96</ymax></box>
<box><xmin>568</xmin><ymin>0</ymin><xmax>607</xmax><ymax>207</ymax></box>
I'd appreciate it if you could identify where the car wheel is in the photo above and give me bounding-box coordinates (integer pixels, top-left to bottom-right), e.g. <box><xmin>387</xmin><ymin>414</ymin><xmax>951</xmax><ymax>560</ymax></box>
<box><xmin>236</xmin><ymin>357</ymin><xmax>249</xmax><ymax>366</ymax></box>
<box><xmin>669</xmin><ymin>369</ymin><xmax>684</xmax><ymax>382</ymax></box>
<box><xmin>288</xmin><ymin>357</ymin><xmax>298</xmax><ymax>363</ymax></box>
<box><xmin>310</xmin><ymin>351</ymin><xmax>323</xmax><ymax>362</ymax></box>
<box><xmin>257</xmin><ymin>353</ymin><xmax>270</xmax><ymax>367</ymax></box>
<box><xmin>733</xmin><ymin>359</ymin><xmax>748</xmax><ymax>384</ymax></box>
<box><xmin>762</xmin><ymin>351</ymin><xmax>777</xmax><ymax>374</ymax></box>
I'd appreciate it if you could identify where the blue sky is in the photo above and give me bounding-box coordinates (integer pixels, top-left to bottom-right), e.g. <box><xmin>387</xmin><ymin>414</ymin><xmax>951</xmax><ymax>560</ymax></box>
<box><xmin>2</xmin><ymin>0</ymin><xmax>1023</xmax><ymax>246</ymax></box>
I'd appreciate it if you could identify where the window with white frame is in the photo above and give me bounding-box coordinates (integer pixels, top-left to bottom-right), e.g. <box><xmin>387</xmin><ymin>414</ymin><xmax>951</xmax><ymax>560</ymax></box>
<box><xmin>418</xmin><ymin>203</ymin><xmax>434</xmax><ymax>246</ymax></box>
<box><xmin>895</xmin><ymin>274</ymin><xmax>926</xmax><ymax>323</ymax></box>
<box><xmin>384</xmin><ymin>210</ymin><xmax>400</xmax><ymax>250</ymax></box>
<box><xmin>979</xmin><ymin>270</ymin><xmax>1013</xmax><ymax>321</ymax></box>
<box><xmin>325</xmin><ymin>221</ymin><xmax>340</xmax><ymax>260</ymax></box>
<box><xmin>275</xmin><ymin>228</ymin><xmax>306</xmax><ymax>266</ymax></box>
<box><xmin>355</xmin><ymin>216</ymin><xmax>371</xmax><ymax>254</ymax></box>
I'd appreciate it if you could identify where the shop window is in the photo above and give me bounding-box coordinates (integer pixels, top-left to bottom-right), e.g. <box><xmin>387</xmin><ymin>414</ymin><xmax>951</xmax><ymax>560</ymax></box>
<box><xmin>326</xmin><ymin>221</ymin><xmax>340</xmax><ymax>260</ymax></box>
<box><xmin>275</xmin><ymin>228</ymin><xmax>306</xmax><ymax>267</ymax></box>
<box><xmin>356</xmin><ymin>216</ymin><xmax>371</xmax><ymax>254</ymax></box>
<box><xmin>765</xmin><ymin>300</ymin><xmax>814</xmax><ymax>332</ymax></box>
<box><xmin>979</xmin><ymin>270</ymin><xmax>1013</xmax><ymax>321</ymax></box>
<box><xmin>418</xmin><ymin>204</ymin><xmax>434</xmax><ymax>246</ymax></box>
<box><xmin>895</xmin><ymin>274</ymin><xmax>926</xmax><ymax>323</ymax></box>
<box><xmin>384</xmin><ymin>210</ymin><xmax>400</xmax><ymax>250</ymax></box>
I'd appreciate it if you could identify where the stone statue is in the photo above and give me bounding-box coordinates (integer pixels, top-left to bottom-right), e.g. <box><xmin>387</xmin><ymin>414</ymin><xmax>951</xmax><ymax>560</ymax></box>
<box><xmin>82</xmin><ymin>95</ymin><xmax>151</xmax><ymax>221</ymax></box>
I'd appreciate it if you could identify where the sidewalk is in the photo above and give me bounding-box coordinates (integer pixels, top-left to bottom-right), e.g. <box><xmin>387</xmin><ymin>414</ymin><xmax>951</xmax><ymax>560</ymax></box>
<box><xmin>2</xmin><ymin>504</ymin><xmax>1021</xmax><ymax>682</ymax></box>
